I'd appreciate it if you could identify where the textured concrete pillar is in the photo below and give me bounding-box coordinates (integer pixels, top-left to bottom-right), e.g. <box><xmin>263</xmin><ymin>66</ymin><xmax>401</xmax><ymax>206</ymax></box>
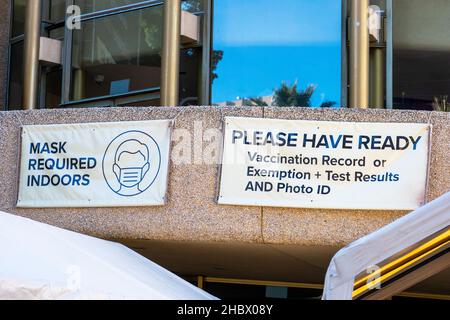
<box><xmin>350</xmin><ymin>0</ymin><xmax>370</xmax><ymax>109</ymax></box>
<box><xmin>23</xmin><ymin>0</ymin><xmax>42</xmax><ymax>110</ymax></box>
<box><xmin>161</xmin><ymin>0</ymin><xmax>181</xmax><ymax>106</ymax></box>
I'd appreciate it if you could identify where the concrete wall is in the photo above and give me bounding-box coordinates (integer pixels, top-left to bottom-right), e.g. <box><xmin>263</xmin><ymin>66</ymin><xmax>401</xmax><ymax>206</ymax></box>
<box><xmin>0</xmin><ymin>106</ymin><xmax>449</xmax><ymax>247</ymax></box>
<box><xmin>0</xmin><ymin>0</ymin><xmax>10</xmax><ymax>108</ymax></box>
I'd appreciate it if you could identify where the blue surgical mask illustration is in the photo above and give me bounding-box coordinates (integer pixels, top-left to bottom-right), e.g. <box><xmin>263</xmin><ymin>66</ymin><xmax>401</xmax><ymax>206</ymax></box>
<box><xmin>112</xmin><ymin>139</ymin><xmax>151</xmax><ymax>191</ymax></box>
<box><xmin>117</xmin><ymin>166</ymin><xmax>147</xmax><ymax>187</ymax></box>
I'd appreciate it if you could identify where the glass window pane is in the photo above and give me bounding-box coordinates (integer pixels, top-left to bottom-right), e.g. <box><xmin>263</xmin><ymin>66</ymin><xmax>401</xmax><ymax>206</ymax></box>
<box><xmin>369</xmin><ymin>0</ymin><xmax>386</xmax><ymax>108</ymax></box>
<box><xmin>49</xmin><ymin>26</ymin><xmax>65</xmax><ymax>40</ymax></box>
<box><xmin>74</xmin><ymin>0</ymin><xmax>147</xmax><ymax>14</ymax></box>
<box><xmin>179</xmin><ymin>0</ymin><xmax>204</xmax><ymax>106</ymax></box>
<box><xmin>211</xmin><ymin>0</ymin><xmax>342</xmax><ymax>107</ymax></box>
<box><xmin>8</xmin><ymin>41</ymin><xmax>24</xmax><ymax>110</ymax></box>
<box><xmin>49</xmin><ymin>0</ymin><xmax>67</xmax><ymax>21</ymax></box>
<box><xmin>180</xmin><ymin>47</ymin><xmax>201</xmax><ymax>106</ymax></box>
<box><xmin>45</xmin><ymin>67</ymin><xmax>63</xmax><ymax>108</ymax></box>
<box><xmin>70</xmin><ymin>6</ymin><xmax>163</xmax><ymax>101</ymax></box>
<box><xmin>182</xmin><ymin>0</ymin><xmax>204</xmax><ymax>13</ymax></box>
<box><xmin>12</xmin><ymin>0</ymin><xmax>26</xmax><ymax>37</ymax></box>
<box><xmin>393</xmin><ymin>0</ymin><xmax>450</xmax><ymax>111</ymax></box>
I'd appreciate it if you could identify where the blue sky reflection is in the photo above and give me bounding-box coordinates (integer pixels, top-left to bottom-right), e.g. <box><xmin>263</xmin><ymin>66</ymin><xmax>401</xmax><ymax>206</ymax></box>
<box><xmin>212</xmin><ymin>0</ymin><xmax>342</xmax><ymax>107</ymax></box>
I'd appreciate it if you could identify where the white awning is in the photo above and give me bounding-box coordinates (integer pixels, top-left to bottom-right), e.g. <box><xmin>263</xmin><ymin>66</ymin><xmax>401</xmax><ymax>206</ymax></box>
<box><xmin>0</xmin><ymin>211</ymin><xmax>217</xmax><ymax>300</ymax></box>
<box><xmin>322</xmin><ymin>192</ymin><xmax>450</xmax><ymax>300</ymax></box>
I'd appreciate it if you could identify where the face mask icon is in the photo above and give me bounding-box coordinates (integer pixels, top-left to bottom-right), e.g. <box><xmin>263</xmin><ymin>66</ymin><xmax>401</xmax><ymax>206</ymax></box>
<box><xmin>113</xmin><ymin>139</ymin><xmax>150</xmax><ymax>193</ymax></box>
<box><xmin>117</xmin><ymin>166</ymin><xmax>146</xmax><ymax>187</ymax></box>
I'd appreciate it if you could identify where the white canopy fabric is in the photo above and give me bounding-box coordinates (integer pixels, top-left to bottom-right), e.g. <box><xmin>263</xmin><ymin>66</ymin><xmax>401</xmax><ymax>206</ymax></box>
<box><xmin>0</xmin><ymin>211</ymin><xmax>217</xmax><ymax>300</ymax></box>
<box><xmin>322</xmin><ymin>192</ymin><xmax>450</xmax><ymax>300</ymax></box>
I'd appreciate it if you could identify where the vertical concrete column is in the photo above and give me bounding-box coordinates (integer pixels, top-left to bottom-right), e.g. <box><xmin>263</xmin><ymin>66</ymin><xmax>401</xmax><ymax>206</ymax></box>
<box><xmin>161</xmin><ymin>0</ymin><xmax>181</xmax><ymax>107</ymax></box>
<box><xmin>349</xmin><ymin>0</ymin><xmax>369</xmax><ymax>109</ymax></box>
<box><xmin>23</xmin><ymin>0</ymin><xmax>42</xmax><ymax>110</ymax></box>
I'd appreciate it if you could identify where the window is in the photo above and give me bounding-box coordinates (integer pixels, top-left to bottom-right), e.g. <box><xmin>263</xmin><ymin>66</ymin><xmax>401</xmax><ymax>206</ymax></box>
<box><xmin>11</xmin><ymin>0</ymin><xmax>26</xmax><ymax>38</ymax></box>
<box><xmin>179</xmin><ymin>0</ymin><xmax>206</xmax><ymax>106</ymax></box>
<box><xmin>392</xmin><ymin>0</ymin><xmax>450</xmax><ymax>111</ymax></box>
<box><xmin>74</xmin><ymin>0</ymin><xmax>146</xmax><ymax>14</ymax></box>
<box><xmin>7</xmin><ymin>0</ymin><xmax>26</xmax><ymax>110</ymax></box>
<box><xmin>7</xmin><ymin>0</ymin><xmax>208</xmax><ymax>109</ymax></box>
<box><xmin>7</xmin><ymin>42</ymin><xmax>24</xmax><ymax>110</ymax></box>
<box><xmin>182</xmin><ymin>0</ymin><xmax>204</xmax><ymax>13</ymax></box>
<box><xmin>211</xmin><ymin>0</ymin><xmax>343</xmax><ymax>107</ymax></box>
<box><xmin>67</xmin><ymin>0</ymin><xmax>206</xmax><ymax>106</ymax></box>
<box><xmin>44</xmin><ymin>68</ymin><xmax>63</xmax><ymax>109</ymax></box>
<box><xmin>180</xmin><ymin>48</ymin><xmax>202</xmax><ymax>106</ymax></box>
<box><xmin>69</xmin><ymin>4</ymin><xmax>163</xmax><ymax>102</ymax></box>
<box><xmin>48</xmin><ymin>0</ymin><xmax>67</xmax><ymax>21</ymax></box>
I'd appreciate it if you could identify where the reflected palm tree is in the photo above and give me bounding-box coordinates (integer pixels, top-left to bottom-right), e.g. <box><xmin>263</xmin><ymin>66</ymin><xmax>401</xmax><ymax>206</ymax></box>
<box><xmin>220</xmin><ymin>81</ymin><xmax>337</xmax><ymax>108</ymax></box>
<box><xmin>318</xmin><ymin>101</ymin><xmax>337</xmax><ymax>108</ymax></box>
<box><xmin>211</xmin><ymin>50</ymin><xmax>224</xmax><ymax>83</ymax></box>
<box><xmin>273</xmin><ymin>82</ymin><xmax>336</xmax><ymax>108</ymax></box>
<box><xmin>182</xmin><ymin>0</ymin><xmax>203</xmax><ymax>12</ymax></box>
<box><xmin>242</xmin><ymin>97</ymin><xmax>269</xmax><ymax>107</ymax></box>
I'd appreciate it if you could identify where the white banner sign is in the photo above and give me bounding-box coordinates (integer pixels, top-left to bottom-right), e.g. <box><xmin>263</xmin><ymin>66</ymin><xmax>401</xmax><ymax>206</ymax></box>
<box><xmin>18</xmin><ymin>120</ymin><xmax>173</xmax><ymax>208</ymax></box>
<box><xmin>218</xmin><ymin>117</ymin><xmax>431</xmax><ymax>210</ymax></box>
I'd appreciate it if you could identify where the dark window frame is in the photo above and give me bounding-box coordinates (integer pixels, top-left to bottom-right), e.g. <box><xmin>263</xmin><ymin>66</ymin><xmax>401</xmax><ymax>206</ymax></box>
<box><xmin>60</xmin><ymin>0</ymin><xmax>165</xmax><ymax>108</ymax></box>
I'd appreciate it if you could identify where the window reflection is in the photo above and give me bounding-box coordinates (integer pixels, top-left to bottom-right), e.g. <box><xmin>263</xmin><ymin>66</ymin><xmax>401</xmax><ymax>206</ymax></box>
<box><xmin>70</xmin><ymin>6</ymin><xmax>163</xmax><ymax>101</ymax></box>
<box><xmin>45</xmin><ymin>67</ymin><xmax>63</xmax><ymax>108</ymax></box>
<box><xmin>74</xmin><ymin>0</ymin><xmax>146</xmax><ymax>14</ymax></box>
<box><xmin>182</xmin><ymin>0</ymin><xmax>204</xmax><ymax>13</ymax></box>
<box><xmin>393</xmin><ymin>0</ymin><xmax>450</xmax><ymax>111</ymax></box>
<box><xmin>49</xmin><ymin>0</ymin><xmax>67</xmax><ymax>21</ymax></box>
<box><xmin>7</xmin><ymin>42</ymin><xmax>24</xmax><ymax>110</ymax></box>
<box><xmin>180</xmin><ymin>0</ymin><xmax>205</xmax><ymax>106</ymax></box>
<box><xmin>211</xmin><ymin>0</ymin><xmax>342</xmax><ymax>107</ymax></box>
<box><xmin>180</xmin><ymin>48</ymin><xmax>202</xmax><ymax>106</ymax></box>
<box><xmin>12</xmin><ymin>0</ymin><xmax>26</xmax><ymax>37</ymax></box>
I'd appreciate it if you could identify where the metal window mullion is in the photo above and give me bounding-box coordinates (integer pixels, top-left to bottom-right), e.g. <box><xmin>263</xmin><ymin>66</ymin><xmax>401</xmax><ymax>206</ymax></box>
<box><xmin>61</xmin><ymin>0</ymin><xmax>74</xmax><ymax>104</ymax></box>
<box><xmin>386</xmin><ymin>0</ymin><xmax>393</xmax><ymax>109</ymax></box>
<box><xmin>62</xmin><ymin>0</ymin><xmax>165</xmax><ymax>105</ymax></box>
<box><xmin>341</xmin><ymin>0</ymin><xmax>348</xmax><ymax>108</ymax></box>
<box><xmin>200</xmin><ymin>0</ymin><xmax>212</xmax><ymax>105</ymax></box>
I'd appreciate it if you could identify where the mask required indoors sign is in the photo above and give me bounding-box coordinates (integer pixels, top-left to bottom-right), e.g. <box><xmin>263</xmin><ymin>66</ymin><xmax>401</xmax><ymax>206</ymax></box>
<box><xmin>218</xmin><ymin>117</ymin><xmax>431</xmax><ymax>210</ymax></box>
<box><xmin>17</xmin><ymin>120</ymin><xmax>173</xmax><ymax>208</ymax></box>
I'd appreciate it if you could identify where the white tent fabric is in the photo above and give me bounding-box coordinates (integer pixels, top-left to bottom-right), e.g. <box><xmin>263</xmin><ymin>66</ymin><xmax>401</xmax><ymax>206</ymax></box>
<box><xmin>322</xmin><ymin>192</ymin><xmax>450</xmax><ymax>300</ymax></box>
<box><xmin>0</xmin><ymin>211</ymin><xmax>217</xmax><ymax>300</ymax></box>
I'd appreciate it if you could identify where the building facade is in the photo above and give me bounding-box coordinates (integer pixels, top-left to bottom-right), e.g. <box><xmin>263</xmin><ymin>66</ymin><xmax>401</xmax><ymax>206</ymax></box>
<box><xmin>0</xmin><ymin>0</ymin><xmax>449</xmax><ymax>299</ymax></box>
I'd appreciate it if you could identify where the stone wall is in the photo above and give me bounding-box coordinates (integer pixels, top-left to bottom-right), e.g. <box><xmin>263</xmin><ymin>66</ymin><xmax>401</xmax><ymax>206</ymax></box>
<box><xmin>0</xmin><ymin>106</ymin><xmax>448</xmax><ymax>246</ymax></box>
